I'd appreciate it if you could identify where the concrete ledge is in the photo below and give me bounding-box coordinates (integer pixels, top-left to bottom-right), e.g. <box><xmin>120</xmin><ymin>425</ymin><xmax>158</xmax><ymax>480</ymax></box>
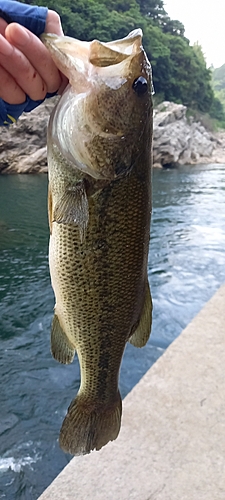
<box><xmin>39</xmin><ymin>285</ymin><xmax>225</xmax><ymax>500</ymax></box>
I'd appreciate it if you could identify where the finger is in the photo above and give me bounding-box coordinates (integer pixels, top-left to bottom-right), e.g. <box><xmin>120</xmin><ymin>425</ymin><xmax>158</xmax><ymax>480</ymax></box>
<box><xmin>6</xmin><ymin>23</ymin><xmax>62</xmax><ymax>94</ymax></box>
<box><xmin>0</xmin><ymin>65</ymin><xmax>25</xmax><ymax>104</ymax></box>
<box><xmin>0</xmin><ymin>33</ymin><xmax>47</xmax><ymax>101</ymax></box>
<box><xmin>0</xmin><ymin>21</ymin><xmax>25</xmax><ymax>104</ymax></box>
<box><xmin>0</xmin><ymin>18</ymin><xmax>7</xmax><ymax>36</ymax></box>
<box><xmin>45</xmin><ymin>10</ymin><xmax>63</xmax><ymax>36</ymax></box>
<box><xmin>44</xmin><ymin>10</ymin><xmax>68</xmax><ymax>94</ymax></box>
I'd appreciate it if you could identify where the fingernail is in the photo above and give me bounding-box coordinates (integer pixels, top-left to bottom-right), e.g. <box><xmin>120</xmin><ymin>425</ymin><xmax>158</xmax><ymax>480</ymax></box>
<box><xmin>0</xmin><ymin>34</ymin><xmax>12</xmax><ymax>56</ymax></box>
<box><xmin>6</xmin><ymin>23</ymin><xmax>30</xmax><ymax>47</ymax></box>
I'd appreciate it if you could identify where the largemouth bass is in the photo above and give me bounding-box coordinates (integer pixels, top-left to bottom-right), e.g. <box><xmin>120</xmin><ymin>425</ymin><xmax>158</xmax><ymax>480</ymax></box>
<box><xmin>43</xmin><ymin>29</ymin><xmax>153</xmax><ymax>455</ymax></box>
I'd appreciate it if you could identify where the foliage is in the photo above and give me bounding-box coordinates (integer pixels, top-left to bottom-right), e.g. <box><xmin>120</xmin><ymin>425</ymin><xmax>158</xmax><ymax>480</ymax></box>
<box><xmin>212</xmin><ymin>64</ymin><xmax>225</xmax><ymax>118</ymax></box>
<box><xmin>136</xmin><ymin>0</ymin><xmax>166</xmax><ymax>19</ymax></box>
<box><xmin>212</xmin><ymin>64</ymin><xmax>225</xmax><ymax>91</ymax></box>
<box><xmin>22</xmin><ymin>0</ymin><xmax>224</xmax><ymax>121</ymax></box>
<box><xmin>186</xmin><ymin>108</ymin><xmax>224</xmax><ymax>133</ymax></box>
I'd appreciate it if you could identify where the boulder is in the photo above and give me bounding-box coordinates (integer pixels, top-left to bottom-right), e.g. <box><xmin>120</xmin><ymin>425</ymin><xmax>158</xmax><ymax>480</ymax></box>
<box><xmin>0</xmin><ymin>98</ymin><xmax>57</xmax><ymax>174</ymax></box>
<box><xmin>153</xmin><ymin>101</ymin><xmax>225</xmax><ymax>167</ymax></box>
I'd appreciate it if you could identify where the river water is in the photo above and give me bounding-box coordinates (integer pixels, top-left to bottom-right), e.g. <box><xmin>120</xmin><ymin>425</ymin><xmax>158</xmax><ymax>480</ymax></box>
<box><xmin>0</xmin><ymin>165</ymin><xmax>225</xmax><ymax>499</ymax></box>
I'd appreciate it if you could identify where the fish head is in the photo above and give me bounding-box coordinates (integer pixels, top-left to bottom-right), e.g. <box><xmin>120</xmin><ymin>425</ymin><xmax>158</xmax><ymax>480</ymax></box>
<box><xmin>42</xmin><ymin>30</ymin><xmax>153</xmax><ymax>180</ymax></box>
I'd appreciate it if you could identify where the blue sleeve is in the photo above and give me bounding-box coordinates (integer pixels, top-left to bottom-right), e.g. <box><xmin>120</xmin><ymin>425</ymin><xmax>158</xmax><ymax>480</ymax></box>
<box><xmin>0</xmin><ymin>92</ymin><xmax>56</xmax><ymax>126</ymax></box>
<box><xmin>0</xmin><ymin>0</ymin><xmax>48</xmax><ymax>36</ymax></box>
<box><xmin>0</xmin><ymin>1</ymin><xmax>56</xmax><ymax>127</ymax></box>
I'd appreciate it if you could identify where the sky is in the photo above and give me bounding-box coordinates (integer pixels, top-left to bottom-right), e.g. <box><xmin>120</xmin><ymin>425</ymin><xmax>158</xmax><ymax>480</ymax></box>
<box><xmin>164</xmin><ymin>0</ymin><xmax>225</xmax><ymax>68</ymax></box>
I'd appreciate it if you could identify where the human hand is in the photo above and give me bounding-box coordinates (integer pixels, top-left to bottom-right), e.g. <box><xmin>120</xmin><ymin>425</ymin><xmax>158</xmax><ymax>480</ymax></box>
<box><xmin>0</xmin><ymin>10</ymin><xmax>68</xmax><ymax>105</ymax></box>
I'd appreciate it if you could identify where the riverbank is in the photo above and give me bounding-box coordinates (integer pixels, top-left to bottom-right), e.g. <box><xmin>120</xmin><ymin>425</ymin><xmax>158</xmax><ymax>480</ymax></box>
<box><xmin>38</xmin><ymin>284</ymin><xmax>225</xmax><ymax>500</ymax></box>
<box><xmin>0</xmin><ymin>99</ymin><xmax>225</xmax><ymax>174</ymax></box>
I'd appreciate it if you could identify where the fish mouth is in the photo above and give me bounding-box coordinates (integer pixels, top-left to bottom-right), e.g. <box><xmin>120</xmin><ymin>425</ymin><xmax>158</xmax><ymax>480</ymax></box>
<box><xmin>88</xmin><ymin>29</ymin><xmax>144</xmax><ymax>67</ymax></box>
<box><xmin>42</xmin><ymin>29</ymin><xmax>143</xmax><ymax>58</ymax></box>
<box><xmin>41</xmin><ymin>29</ymin><xmax>145</xmax><ymax>83</ymax></box>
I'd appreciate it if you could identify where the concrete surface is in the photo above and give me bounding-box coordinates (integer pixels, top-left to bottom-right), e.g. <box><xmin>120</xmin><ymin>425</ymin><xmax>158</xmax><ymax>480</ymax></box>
<box><xmin>38</xmin><ymin>284</ymin><xmax>225</xmax><ymax>500</ymax></box>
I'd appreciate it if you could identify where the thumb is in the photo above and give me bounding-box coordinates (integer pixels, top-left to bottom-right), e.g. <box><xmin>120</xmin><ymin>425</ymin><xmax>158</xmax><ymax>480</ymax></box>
<box><xmin>45</xmin><ymin>10</ymin><xmax>64</xmax><ymax>36</ymax></box>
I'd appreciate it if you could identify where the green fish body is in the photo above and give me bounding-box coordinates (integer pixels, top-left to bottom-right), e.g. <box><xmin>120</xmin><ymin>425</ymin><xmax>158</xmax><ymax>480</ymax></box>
<box><xmin>43</xmin><ymin>29</ymin><xmax>153</xmax><ymax>455</ymax></box>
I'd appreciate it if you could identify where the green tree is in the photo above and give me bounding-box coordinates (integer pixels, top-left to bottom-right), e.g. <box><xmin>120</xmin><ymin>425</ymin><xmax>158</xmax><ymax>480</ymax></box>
<box><xmin>209</xmin><ymin>96</ymin><xmax>225</xmax><ymax>120</ymax></box>
<box><xmin>211</xmin><ymin>64</ymin><xmax>225</xmax><ymax>115</ymax></box>
<box><xmin>161</xmin><ymin>18</ymin><xmax>185</xmax><ymax>36</ymax></box>
<box><xmin>136</xmin><ymin>0</ymin><xmax>166</xmax><ymax>19</ymax></box>
<box><xmin>212</xmin><ymin>63</ymin><xmax>225</xmax><ymax>91</ymax></box>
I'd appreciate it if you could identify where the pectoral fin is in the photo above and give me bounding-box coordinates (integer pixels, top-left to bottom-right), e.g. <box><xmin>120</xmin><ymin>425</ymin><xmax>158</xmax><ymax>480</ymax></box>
<box><xmin>51</xmin><ymin>313</ymin><xmax>75</xmax><ymax>364</ymax></box>
<box><xmin>129</xmin><ymin>280</ymin><xmax>152</xmax><ymax>348</ymax></box>
<box><xmin>53</xmin><ymin>181</ymin><xmax>89</xmax><ymax>241</ymax></box>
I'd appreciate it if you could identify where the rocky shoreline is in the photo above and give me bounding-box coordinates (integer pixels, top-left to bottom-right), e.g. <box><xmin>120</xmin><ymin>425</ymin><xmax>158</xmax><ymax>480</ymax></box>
<box><xmin>153</xmin><ymin>101</ymin><xmax>225</xmax><ymax>167</ymax></box>
<box><xmin>0</xmin><ymin>99</ymin><xmax>225</xmax><ymax>174</ymax></box>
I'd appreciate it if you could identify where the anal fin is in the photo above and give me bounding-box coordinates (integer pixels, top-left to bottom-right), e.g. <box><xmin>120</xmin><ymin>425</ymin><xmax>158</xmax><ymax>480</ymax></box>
<box><xmin>129</xmin><ymin>280</ymin><xmax>152</xmax><ymax>348</ymax></box>
<box><xmin>51</xmin><ymin>313</ymin><xmax>75</xmax><ymax>364</ymax></box>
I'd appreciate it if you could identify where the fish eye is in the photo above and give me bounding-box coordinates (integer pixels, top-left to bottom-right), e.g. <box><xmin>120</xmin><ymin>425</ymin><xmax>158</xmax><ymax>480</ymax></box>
<box><xmin>132</xmin><ymin>76</ymin><xmax>148</xmax><ymax>96</ymax></box>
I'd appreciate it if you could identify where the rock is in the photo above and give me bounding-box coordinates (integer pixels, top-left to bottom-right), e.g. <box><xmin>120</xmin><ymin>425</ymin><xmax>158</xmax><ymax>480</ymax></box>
<box><xmin>153</xmin><ymin>101</ymin><xmax>225</xmax><ymax>166</ymax></box>
<box><xmin>0</xmin><ymin>98</ymin><xmax>225</xmax><ymax>174</ymax></box>
<box><xmin>5</xmin><ymin>147</ymin><xmax>48</xmax><ymax>174</ymax></box>
<box><xmin>0</xmin><ymin>97</ymin><xmax>58</xmax><ymax>174</ymax></box>
<box><xmin>152</xmin><ymin>162</ymin><xmax>163</xmax><ymax>169</ymax></box>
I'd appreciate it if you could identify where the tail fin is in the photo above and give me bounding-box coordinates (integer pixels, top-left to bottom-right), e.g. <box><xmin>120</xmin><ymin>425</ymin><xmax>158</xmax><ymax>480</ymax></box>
<box><xmin>59</xmin><ymin>392</ymin><xmax>122</xmax><ymax>455</ymax></box>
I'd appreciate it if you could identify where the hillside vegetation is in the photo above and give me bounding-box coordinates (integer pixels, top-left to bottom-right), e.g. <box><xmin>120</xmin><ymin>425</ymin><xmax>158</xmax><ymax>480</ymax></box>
<box><xmin>212</xmin><ymin>64</ymin><xmax>225</xmax><ymax>115</ymax></box>
<box><xmin>23</xmin><ymin>0</ymin><xmax>224</xmax><ymax>122</ymax></box>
